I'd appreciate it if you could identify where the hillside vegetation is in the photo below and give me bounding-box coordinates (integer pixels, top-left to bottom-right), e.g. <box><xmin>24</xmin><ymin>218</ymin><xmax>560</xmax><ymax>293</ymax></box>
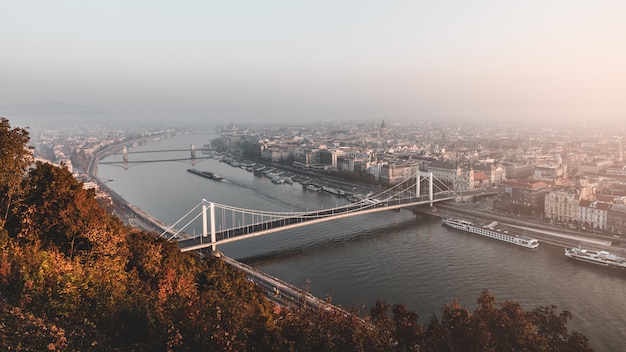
<box><xmin>0</xmin><ymin>117</ymin><xmax>593</xmax><ymax>351</ymax></box>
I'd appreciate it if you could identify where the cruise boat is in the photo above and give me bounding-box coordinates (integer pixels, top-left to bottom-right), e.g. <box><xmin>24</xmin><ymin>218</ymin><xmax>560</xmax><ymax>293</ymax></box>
<box><xmin>442</xmin><ymin>218</ymin><xmax>539</xmax><ymax>249</ymax></box>
<box><xmin>564</xmin><ymin>247</ymin><xmax>626</xmax><ymax>270</ymax></box>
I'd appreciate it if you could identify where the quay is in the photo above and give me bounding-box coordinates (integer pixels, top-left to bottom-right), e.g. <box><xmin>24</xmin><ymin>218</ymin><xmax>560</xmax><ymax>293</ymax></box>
<box><xmin>97</xmin><ymin>176</ymin><xmax>188</xmax><ymax>239</ymax></box>
<box><xmin>414</xmin><ymin>203</ymin><xmax>615</xmax><ymax>250</ymax></box>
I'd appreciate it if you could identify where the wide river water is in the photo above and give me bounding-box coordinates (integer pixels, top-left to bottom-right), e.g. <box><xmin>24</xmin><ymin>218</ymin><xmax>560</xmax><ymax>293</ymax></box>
<box><xmin>99</xmin><ymin>134</ymin><xmax>625</xmax><ymax>350</ymax></box>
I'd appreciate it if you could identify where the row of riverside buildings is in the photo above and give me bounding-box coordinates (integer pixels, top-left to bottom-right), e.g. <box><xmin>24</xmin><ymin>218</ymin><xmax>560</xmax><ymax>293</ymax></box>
<box><xmin>515</xmin><ymin>181</ymin><xmax>626</xmax><ymax>235</ymax></box>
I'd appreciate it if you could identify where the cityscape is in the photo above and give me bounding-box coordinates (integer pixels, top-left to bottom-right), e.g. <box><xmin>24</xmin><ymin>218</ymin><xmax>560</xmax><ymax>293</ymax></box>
<box><xmin>6</xmin><ymin>114</ymin><xmax>626</xmax><ymax>350</ymax></box>
<box><xmin>31</xmin><ymin>119</ymin><xmax>626</xmax><ymax>239</ymax></box>
<box><xmin>3</xmin><ymin>0</ymin><xmax>626</xmax><ymax>349</ymax></box>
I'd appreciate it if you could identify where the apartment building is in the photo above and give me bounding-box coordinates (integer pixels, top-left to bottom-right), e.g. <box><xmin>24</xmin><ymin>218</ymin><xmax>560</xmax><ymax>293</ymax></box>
<box><xmin>578</xmin><ymin>200</ymin><xmax>610</xmax><ymax>230</ymax></box>
<box><xmin>428</xmin><ymin>161</ymin><xmax>474</xmax><ymax>192</ymax></box>
<box><xmin>503</xmin><ymin>162</ymin><xmax>534</xmax><ymax>180</ymax></box>
<box><xmin>607</xmin><ymin>204</ymin><xmax>626</xmax><ymax>235</ymax></box>
<box><xmin>544</xmin><ymin>187</ymin><xmax>580</xmax><ymax>223</ymax></box>
<box><xmin>473</xmin><ymin>163</ymin><xmax>505</xmax><ymax>188</ymax></box>
<box><xmin>497</xmin><ymin>180</ymin><xmax>551</xmax><ymax>216</ymax></box>
<box><xmin>379</xmin><ymin>162</ymin><xmax>418</xmax><ymax>186</ymax></box>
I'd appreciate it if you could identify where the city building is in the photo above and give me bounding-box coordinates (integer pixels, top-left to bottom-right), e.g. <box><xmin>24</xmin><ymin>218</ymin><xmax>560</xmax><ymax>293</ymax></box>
<box><xmin>497</xmin><ymin>180</ymin><xmax>551</xmax><ymax>216</ymax></box>
<box><xmin>338</xmin><ymin>155</ymin><xmax>370</xmax><ymax>173</ymax></box>
<box><xmin>578</xmin><ymin>200</ymin><xmax>610</xmax><ymax>230</ymax></box>
<box><xmin>578</xmin><ymin>159</ymin><xmax>613</xmax><ymax>174</ymax></box>
<box><xmin>606</xmin><ymin>165</ymin><xmax>626</xmax><ymax>177</ymax></box>
<box><xmin>473</xmin><ymin>171</ymin><xmax>489</xmax><ymax>189</ymax></box>
<box><xmin>427</xmin><ymin>161</ymin><xmax>474</xmax><ymax>192</ymax></box>
<box><xmin>544</xmin><ymin>187</ymin><xmax>581</xmax><ymax>224</ymax></box>
<box><xmin>260</xmin><ymin>147</ymin><xmax>289</xmax><ymax>162</ymax></box>
<box><xmin>503</xmin><ymin>162</ymin><xmax>534</xmax><ymax>180</ymax></box>
<box><xmin>607</xmin><ymin>204</ymin><xmax>626</xmax><ymax>235</ymax></box>
<box><xmin>379</xmin><ymin>162</ymin><xmax>418</xmax><ymax>186</ymax></box>
<box><xmin>319</xmin><ymin>149</ymin><xmax>339</xmax><ymax>171</ymax></box>
<box><xmin>473</xmin><ymin>163</ymin><xmax>505</xmax><ymax>188</ymax></box>
<box><xmin>534</xmin><ymin>164</ymin><xmax>566</xmax><ymax>181</ymax></box>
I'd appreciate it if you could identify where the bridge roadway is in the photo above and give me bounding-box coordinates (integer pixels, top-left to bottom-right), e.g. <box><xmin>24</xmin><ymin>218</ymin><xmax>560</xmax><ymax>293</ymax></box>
<box><xmin>178</xmin><ymin>194</ymin><xmax>455</xmax><ymax>252</ymax></box>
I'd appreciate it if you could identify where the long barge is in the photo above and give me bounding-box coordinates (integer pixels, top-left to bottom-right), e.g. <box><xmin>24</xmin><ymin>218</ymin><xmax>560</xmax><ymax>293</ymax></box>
<box><xmin>442</xmin><ymin>218</ymin><xmax>539</xmax><ymax>249</ymax></box>
<box><xmin>564</xmin><ymin>247</ymin><xmax>626</xmax><ymax>271</ymax></box>
<box><xmin>322</xmin><ymin>185</ymin><xmax>345</xmax><ymax>196</ymax></box>
<box><xmin>187</xmin><ymin>168</ymin><xmax>223</xmax><ymax>181</ymax></box>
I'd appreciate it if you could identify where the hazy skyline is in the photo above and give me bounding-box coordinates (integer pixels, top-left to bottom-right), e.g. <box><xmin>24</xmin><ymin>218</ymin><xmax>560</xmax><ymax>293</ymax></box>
<box><xmin>2</xmin><ymin>1</ymin><xmax>625</xmax><ymax>126</ymax></box>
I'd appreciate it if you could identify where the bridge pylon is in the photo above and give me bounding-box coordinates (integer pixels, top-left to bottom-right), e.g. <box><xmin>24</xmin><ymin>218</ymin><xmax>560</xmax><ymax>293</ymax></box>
<box><xmin>122</xmin><ymin>146</ymin><xmax>128</xmax><ymax>170</ymax></box>
<box><xmin>415</xmin><ymin>171</ymin><xmax>434</xmax><ymax>206</ymax></box>
<box><xmin>202</xmin><ymin>199</ymin><xmax>217</xmax><ymax>251</ymax></box>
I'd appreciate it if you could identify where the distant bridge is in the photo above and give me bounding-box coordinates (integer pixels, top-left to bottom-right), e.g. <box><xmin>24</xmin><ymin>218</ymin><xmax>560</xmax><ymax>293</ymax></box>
<box><xmin>98</xmin><ymin>144</ymin><xmax>212</xmax><ymax>166</ymax></box>
<box><xmin>164</xmin><ymin>171</ymin><xmax>456</xmax><ymax>252</ymax></box>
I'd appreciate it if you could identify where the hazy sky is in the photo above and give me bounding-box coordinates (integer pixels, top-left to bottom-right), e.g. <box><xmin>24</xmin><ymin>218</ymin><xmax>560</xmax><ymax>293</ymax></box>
<box><xmin>2</xmin><ymin>1</ymin><xmax>625</xmax><ymax>125</ymax></box>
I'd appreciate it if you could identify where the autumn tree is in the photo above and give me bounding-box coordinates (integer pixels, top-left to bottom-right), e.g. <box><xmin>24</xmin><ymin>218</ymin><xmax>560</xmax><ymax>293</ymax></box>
<box><xmin>13</xmin><ymin>161</ymin><xmax>125</xmax><ymax>261</ymax></box>
<box><xmin>0</xmin><ymin>117</ymin><xmax>33</xmax><ymax>222</ymax></box>
<box><xmin>392</xmin><ymin>303</ymin><xmax>424</xmax><ymax>351</ymax></box>
<box><xmin>369</xmin><ymin>299</ymin><xmax>395</xmax><ymax>348</ymax></box>
<box><xmin>423</xmin><ymin>290</ymin><xmax>594</xmax><ymax>352</ymax></box>
<box><xmin>278</xmin><ymin>304</ymin><xmax>386</xmax><ymax>352</ymax></box>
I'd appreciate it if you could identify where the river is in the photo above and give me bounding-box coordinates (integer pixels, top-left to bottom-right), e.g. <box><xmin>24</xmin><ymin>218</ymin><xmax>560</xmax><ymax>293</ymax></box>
<box><xmin>98</xmin><ymin>133</ymin><xmax>625</xmax><ymax>351</ymax></box>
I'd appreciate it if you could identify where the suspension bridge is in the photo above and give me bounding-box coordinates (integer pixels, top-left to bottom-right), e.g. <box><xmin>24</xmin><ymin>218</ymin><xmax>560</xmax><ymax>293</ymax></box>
<box><xmin>162</xmin><ymin>171</ymin><xmax>457</xmax><ymax>252</ymax></box>
<box><xmin>98</xmin><ymin>144</ymin><xmax>213</xmax><ymax>167</ymax></box>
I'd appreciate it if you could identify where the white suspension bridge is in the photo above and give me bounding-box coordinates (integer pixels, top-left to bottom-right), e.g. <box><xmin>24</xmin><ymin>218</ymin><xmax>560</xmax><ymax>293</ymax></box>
<box><xmin>164</xmin><ymin>171</ymin><xmax>457</xmax><ymax>252</ymax></box>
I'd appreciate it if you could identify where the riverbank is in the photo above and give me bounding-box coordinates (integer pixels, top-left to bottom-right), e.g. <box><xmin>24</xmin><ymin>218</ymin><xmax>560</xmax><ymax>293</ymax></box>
<box><xmin>220</xmin><ymin>152</ymin><xmax>385</xmax><ymax>198</ymax></box>
<box><xmin>414</xmin><ymin>202</ymin><xmax>616</xmax><ymax>251</ymax></box>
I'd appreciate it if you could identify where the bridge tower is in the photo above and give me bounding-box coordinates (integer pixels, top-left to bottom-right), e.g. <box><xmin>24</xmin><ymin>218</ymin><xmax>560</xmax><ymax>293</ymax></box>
<box><xmin>202</xmin><ymin>199</ymin><xmax>217</xmax><ymax>251</ymax></box>
<box><xmin>191</xmin><ymin>143</ymin><xmax>196</xmax><ymax>166</ymax></box>
<box><xmin>415</xmin><ymin>171</ymin><xmax>434</xmax><ymax>206</ymax></box>
<box><xmin>122</xmin><ymin>145</ymin><xmax>128</xmax><ymax>170</ymax></box>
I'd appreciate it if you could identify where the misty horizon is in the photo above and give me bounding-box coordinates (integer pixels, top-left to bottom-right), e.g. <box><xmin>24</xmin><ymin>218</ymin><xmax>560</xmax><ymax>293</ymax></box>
<box><xmin>2</xmin><ymin>2</ymin><xmax>624</xmax><ymax>128</ymax></box>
